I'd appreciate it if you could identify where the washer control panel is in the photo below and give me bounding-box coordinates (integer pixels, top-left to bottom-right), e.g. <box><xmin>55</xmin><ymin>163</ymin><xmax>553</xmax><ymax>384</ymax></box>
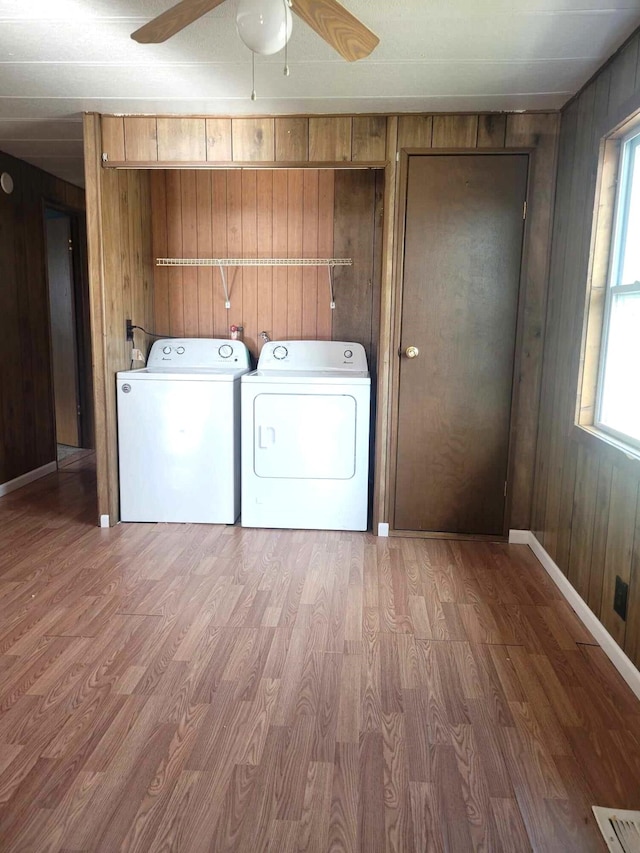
<box><xmin>257</xmin><ymin>340</ymin><xmax>368</xmax><ymax>373</ymax></box>
<box><xmin>147</xmin><ymin>338</ymin><xmax>250</xmax><ymax>369</ymax></box>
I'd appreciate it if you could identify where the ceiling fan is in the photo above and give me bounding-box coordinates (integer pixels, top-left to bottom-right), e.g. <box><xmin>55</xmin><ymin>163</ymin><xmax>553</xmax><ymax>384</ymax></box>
<box><xmin>131</xmin><ymin>0</ymin><xmax>379</xmax><ymax>62</ymax></box>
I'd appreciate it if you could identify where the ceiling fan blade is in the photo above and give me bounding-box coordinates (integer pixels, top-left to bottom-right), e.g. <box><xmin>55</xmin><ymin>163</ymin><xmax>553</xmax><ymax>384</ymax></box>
<box><xmin>131</xmin><ymin>0</ymin><xmax>227</xmax><ymax>44</ymax></box>
<box><xmin>291</xmin><ymin>0</ymin><xmax>379</xmax><ymax>62</ymax></box>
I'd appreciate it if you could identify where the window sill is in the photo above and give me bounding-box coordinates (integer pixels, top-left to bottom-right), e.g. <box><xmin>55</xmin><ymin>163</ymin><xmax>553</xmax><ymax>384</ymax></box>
<box><xmin>573</xmin><ymin>423</ymin><xmax>640</xmax><ymax>470</ymax></box>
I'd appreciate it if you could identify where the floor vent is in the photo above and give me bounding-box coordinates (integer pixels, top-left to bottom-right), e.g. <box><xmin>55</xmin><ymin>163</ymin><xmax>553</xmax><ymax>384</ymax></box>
<box><xmin>593</xmin><ymin>807</ymin><xmax>640</xmax><ymax>852</ymax></box>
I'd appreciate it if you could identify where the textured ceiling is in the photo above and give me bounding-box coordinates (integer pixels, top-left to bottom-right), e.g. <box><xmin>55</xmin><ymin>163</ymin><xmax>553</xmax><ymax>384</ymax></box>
<box><xmin>1</xmin><ymin>0</ymin><xmax>639</xmax><ymax>187</ymax></box>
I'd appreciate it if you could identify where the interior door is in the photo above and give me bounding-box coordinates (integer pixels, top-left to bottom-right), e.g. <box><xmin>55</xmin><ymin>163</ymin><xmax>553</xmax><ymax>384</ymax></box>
<box><xmin>393</xmin><ymin>154</ymin><xmax>528</xmax><ymax>535</ymax></box>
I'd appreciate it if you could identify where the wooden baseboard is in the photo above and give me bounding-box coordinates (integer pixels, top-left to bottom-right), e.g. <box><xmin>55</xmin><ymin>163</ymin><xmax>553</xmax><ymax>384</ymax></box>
<box><xmin>516</xmin><ymin>529</ymin><xmax>640</xmax><ymax>702</ymax></box>
<box><xmin>0</xmin><ymin>461</ymin><xmax>57</xmax><ymax>497</ymax></box>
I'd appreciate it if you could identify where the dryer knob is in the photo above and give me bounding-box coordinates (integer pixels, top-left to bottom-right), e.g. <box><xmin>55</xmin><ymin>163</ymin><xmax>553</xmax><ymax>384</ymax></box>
<box><xmin>162</xmin><ymin>346</ymin><xmax>172</xmax><ymax>354</ymax></box>
<box><xmin>344</xmin><ymin>349</ymin><xmax>353</xmax><ymax>359</ymax></box>
<box><xmin>273</xmin><ymin>345</ymin><xmax>288</xmax><ymax>360</ymax></box>
<box><xmin>218</xmin><ymin>344</ymin><xmax>233</xmax><ymax>358</ymax></box>
<box><xmin>176</xmin><ymin>346</ymin><xmax>185</xmax><ymax>355</ymax></box>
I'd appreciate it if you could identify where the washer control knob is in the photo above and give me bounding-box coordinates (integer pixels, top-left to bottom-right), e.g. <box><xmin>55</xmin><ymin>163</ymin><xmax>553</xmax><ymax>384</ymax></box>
<box><xmin>218</xmin><ymin>344</ymin><xmax>233</xmax><ymax>358</ymax></box>
<box><xmin>176</xmin><ymin>346</ymin><xmax>185</xmax><ymax>355</ymax></box>
<box><xmin>273</xmin><ymin>345</ymin><xmax>288</xmax><ymax>360</ymax></box>
<box><xmin>162</xmin><ymin>345</ymin><xmax>172</xmax><ymax>354</ymax></box>
<box><xmin>344</xmin><ymin>349</ymin><xmax>353</xmax><ymax>359</ymax></box>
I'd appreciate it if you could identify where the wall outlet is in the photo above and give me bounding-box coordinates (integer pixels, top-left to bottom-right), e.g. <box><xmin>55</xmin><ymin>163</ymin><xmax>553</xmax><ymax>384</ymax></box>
<box><xmin>614</xmin><ymin>575</ymin><xmax>629</xmax><ymax>621</ymax></box>
<box><xmin>126</xmin><ymin>319</ymin><xmax>134</xmax><ymax>342</ymax></box>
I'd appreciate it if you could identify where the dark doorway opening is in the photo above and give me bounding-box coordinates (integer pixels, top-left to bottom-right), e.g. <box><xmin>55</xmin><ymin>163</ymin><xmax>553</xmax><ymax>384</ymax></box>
<box><xmin>44</xmin><ymin>205</ymin><xmax>94</xmax><ymax>465</ymax></box>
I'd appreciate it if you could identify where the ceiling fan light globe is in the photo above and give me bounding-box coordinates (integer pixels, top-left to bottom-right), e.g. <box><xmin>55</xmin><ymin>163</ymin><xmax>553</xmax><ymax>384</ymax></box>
<box><xmin>236</xmin><ymin>0</ymin><xmax>292</xmax><ymax>55</ymax></box>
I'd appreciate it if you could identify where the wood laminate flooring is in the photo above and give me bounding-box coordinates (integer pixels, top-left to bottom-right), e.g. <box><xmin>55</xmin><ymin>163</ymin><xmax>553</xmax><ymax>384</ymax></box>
<box><xmin>0</xmin><ymin>457</ymin><xmax>639</xmax><ymax>851</ymax></box>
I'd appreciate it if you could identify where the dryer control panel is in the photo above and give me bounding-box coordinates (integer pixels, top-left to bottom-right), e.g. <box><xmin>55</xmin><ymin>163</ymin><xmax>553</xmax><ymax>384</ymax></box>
<box><xmin>147</xmin><ymin>338</ymin><xmax>250</xmax><ymax>370</ymax></box>
<box><xmin>257</xmin><ymin>340</ymin><xmax>368</xmax><ymax>373</ymax></box>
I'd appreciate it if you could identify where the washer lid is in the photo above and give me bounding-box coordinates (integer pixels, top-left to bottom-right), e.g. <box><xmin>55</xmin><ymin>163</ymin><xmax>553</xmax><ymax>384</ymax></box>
<box><xmin>117</xmin><ymin>366</ymin><xmax>250</xmax><ymax>381</ymax></box>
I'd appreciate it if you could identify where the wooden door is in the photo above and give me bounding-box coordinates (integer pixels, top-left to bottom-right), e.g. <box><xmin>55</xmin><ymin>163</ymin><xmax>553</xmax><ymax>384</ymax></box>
<box><xmin>46</xmin><ymin>213</ymin><xmax>81</xmax><ymax>448</ymax></box>
<box><xmin>394</xmin><ymin>154</ymin><xmax>528</xmax><ymax>535</ymax></box>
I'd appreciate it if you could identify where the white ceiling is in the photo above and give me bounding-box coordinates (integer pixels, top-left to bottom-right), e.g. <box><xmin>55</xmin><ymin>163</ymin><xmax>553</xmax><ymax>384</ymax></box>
<box><xmin>1</xmin><ymin>0</ymin><xmax>639</xmax><ymax>187</ymax></box>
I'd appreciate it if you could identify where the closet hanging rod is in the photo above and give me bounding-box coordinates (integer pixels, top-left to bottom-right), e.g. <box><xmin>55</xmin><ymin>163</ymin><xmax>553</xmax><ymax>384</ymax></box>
<box><xmin>156</xmin><ymin>258</ymin><xmax>352</xmax><ymax>267</ymax></box>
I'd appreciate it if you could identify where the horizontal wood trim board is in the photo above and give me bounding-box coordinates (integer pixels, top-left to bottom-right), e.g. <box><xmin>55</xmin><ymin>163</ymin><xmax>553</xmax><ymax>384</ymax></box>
<box><xmin>102</xmin><ymin>161</ymin><xmax>387</xmax><ymax>170</ymax></box>
<box><xmin>0</xmin><ymin>461</ymin><xmax>57</xmax><ymax>496</ymax></box>
<box><xmin>524</xmin><ymin>530</ymin><xmax>640</xmax><ymax>702</ymax></box>
<box><xmin>389</xmin><ymin>530</ymin><xmax>507</xmax><ymax>542</ymax></box>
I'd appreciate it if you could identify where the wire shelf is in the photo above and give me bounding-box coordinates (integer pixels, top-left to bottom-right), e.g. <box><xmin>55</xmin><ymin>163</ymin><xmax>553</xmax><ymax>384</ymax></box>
<box><xmin>156</xmin><ymin>257</ymin><xmax>352</xmax><ymax>267</ymax></box>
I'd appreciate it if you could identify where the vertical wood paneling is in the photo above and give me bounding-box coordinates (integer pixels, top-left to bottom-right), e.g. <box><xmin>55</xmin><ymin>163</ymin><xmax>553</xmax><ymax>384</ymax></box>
<box><xmin>150</xmin><ymin>172</ymin><xmax>169</xmax><ymax>334</ymax></box>
<box><xmin>196</xmin><ymin>171</ymin><xmax>214</xmax><ymax>338</ymax></box>
<box><xmin>432</xmin><ymin>115</ymin><xmax>478</xmax><ymax>147</ymax></box>
<box><xmin>83</xmin><ymin>115</ymin><xmax>109</xmax><ymax>516</ymax></box>
<box><xmin>211</xmin><ymin>171</ymin><xmax>228</xmax><ymax>337</ymax></box>
<box><xmin>397</xmin><ymin>116</ymin><xmax>432</xmax><ymax>149</ymax></box>
<box><xmin>206</xmin><ymin>118</ymin><xmax>232</xmax><ymax>161</ymax></box>
<box><xmin>625</xmin><ymin>502</ymin><xmax>640</xmax><ymax>663</ymax></box>
<box><xmin>96</xmin><ymin>166</ymin><xmax>155</xmax><ymax>521</ymax></box>
<box><xmin>241</xmin><ymin>171</ymin><xmax>259</xmax><ymax>351</ymax></box>
<box><xmin>532</xmin><ymin>29</ymin><xmax>640</xmax><ymax>666</ymax></box>
<box><xmin>275</xmin><ymin>118</ymin><xmax>309</xmax><ymax>162</ymax></box>
<box><xmin>232</xmin><ymin>119</ymin><xmax>275</xmax><ymax>162</ymax></box>
<box><xmin>309</xmin><ymin>117</ymin><xmax>352</xmax><ymax>161</ymax></box>
<box><xmin>226</xmin><ymin>170</ymin><xmax>244</xmax><ymax>333</ymax></box>
<box><xmin>101</xmin><ymin>116</ymin><xmax>125</xmax><ymax>161</ymax></box>
<box><xmin>316</xmin><ymin>171</ymin><xmax>335</xmax><ymax>342</ymax></box>
<box><xmin>149</xmin><ymin>169</ymin><xmax>349</xmax><ymax>355</ymax></box>
<box><xmin>477</xmin><ymin>114</ymin><xmax>507</xmax><ymax>148</ymax></box>
<box><xmin>352</xmin><ymin>117</ymin><xmax>387</xmax><ymax>162</ymax></box>
<box><xmin>157</xmin><ymin>118</ymin><xmax>206</xmax><ymax>161</ymax></box>
<box><xmin>587</xmin><ymin>458</ymin><xmax>613</xmax><ymax>615</ymax></box>
<box><xmin>601</xmin><ymin>470</ymin><xmax>638</xmax><ymax>645</ymax></box>
<box><xmin>286</xmin><ymin>170</ymin><xmax>303</xmax><ymax>338</ymax></box>
<box><xmin>332</xmin><ymin>171</ymin><xmax>378</xmax><ymax>364</ymax></box>
<box><xmin>256</xmin><ymin>171</ymin><xmax>273</xmax><ymax>354</ymax></box>
<box><xmin>505</xmin><ymin>113</ymin><xmax>561</xmax><ymax>531</ymax></box>
<box><xmin>302</xmin><ymin>170</ymin><xmax>319</xmax><ymax>339</ymax></box>
<box><xmin>124</xmin><ymin>117</ymin><xmax>158</xmax><ymax>162</ymax></box>
<box><xmin>272</xmin><ymin>171</ymin><xmax>289</xmax><ymax>342</ymax></box>
<box><xmin>567</xmin><ymin>446</ymin><xmax>600</xmax><ymax>601</ymax></box>
<box><xmin>165</xmin><ymin>171</ymin><xmax>184</xmax><ymax>335</ymax></box>
<box><xmin>181</xmin><ymin>171</ymin><xmax>199</xmax><ymax>336</ymax></box>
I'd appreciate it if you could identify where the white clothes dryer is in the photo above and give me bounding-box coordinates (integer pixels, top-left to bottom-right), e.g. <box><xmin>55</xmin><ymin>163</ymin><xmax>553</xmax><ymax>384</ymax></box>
<box><xmin>117</xmin><ymin>338</ymin><xmax>250</xmax><ymax>523</ymax></box>
<box><xmin>241</xmin><ymin>340</ymin><xmax>371</xmax><ymax>531</ymax></box>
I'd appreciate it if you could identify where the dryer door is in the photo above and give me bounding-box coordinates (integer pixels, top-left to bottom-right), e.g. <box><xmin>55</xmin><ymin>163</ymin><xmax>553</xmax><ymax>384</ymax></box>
<box><xmin>253</xmin><ymin>393</ymin><xmax>356</xmax><ymax>479</ymax></box>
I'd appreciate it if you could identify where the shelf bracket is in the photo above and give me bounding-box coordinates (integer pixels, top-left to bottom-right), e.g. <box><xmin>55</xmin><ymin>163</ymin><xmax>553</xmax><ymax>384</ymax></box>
<box><xmin>327</xmin><ymin>264</ymin><xmax>336</xmax><ymax>310</ymax></box>
<box><xmin>218</xmin><ymin>264</ymin><xmax>231</xmax><ymax>309</ymax></box>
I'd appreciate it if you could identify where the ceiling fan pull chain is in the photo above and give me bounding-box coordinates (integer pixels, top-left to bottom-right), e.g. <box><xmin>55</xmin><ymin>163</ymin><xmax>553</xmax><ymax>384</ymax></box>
<box><xmin>283</xmin><ymin>0</ymin><xmax>290</xmax><ymax>76</ymax></box>
<box><xmin>251</xmin><ymin>50</ymin><xmax>257</xmax><ymax>100</ymax></box>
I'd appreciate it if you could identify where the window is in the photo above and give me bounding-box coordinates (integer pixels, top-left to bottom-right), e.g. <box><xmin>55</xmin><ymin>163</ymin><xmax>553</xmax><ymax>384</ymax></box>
<box><xmin>595</xmin><ymin>129</ymin><xmax>640</xmax><ymax>451</ymax></box>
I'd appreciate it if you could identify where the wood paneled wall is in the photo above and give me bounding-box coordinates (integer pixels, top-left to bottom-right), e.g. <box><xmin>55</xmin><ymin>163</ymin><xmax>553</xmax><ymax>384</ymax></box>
<box><xmin>532</xmin><ymin>29</ymin><xmax>640</xmax><ymax>667</ymax></box>
<box><xmin>150</xmin><ymin>169</ymin><xmax>335</xmax><ymax>354</ymax></box>
<box><xmin>149</xmin><ymin>169</ymin><xmax>381</xmax><ymax>363</ymax></box>
<box><xmin>84</xmin><ymin>115</ymin><xmax>155</xmax><ymax>522</ymax></box>
<box><xmin>0</xmin><ymin>149</ymin><xmax>85</xmax><ymax>486</ymax></box>
<box><xmin>100</xmin><ymin>116</ymin><xmax>387</xmax><ymax>165</ymax></box>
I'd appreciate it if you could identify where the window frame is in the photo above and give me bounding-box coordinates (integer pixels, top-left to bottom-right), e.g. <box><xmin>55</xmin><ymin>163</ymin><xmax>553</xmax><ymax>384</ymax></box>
<box><xmin>593</xmin><ymin>127</ymin><xmax>640</xmax><ymax>453</ymax></box>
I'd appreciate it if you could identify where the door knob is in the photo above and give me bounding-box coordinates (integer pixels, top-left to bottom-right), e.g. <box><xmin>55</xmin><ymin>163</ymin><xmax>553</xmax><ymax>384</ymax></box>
<box><xmin>404</xmin><ymin>346</ymin><xmax>419</xmax><ymax>359</ymax></box>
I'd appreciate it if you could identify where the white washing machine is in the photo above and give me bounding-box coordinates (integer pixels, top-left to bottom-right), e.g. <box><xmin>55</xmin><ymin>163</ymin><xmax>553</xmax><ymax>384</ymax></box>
<box><xmin>117</xmin><ymin>338</ymin><xmax>250</xmax><ymax>523</ymax></box>
<box><xmin>241</xmin><ymin>340</ymin><xmax>371</xmax><ymax>531</ymax></box>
